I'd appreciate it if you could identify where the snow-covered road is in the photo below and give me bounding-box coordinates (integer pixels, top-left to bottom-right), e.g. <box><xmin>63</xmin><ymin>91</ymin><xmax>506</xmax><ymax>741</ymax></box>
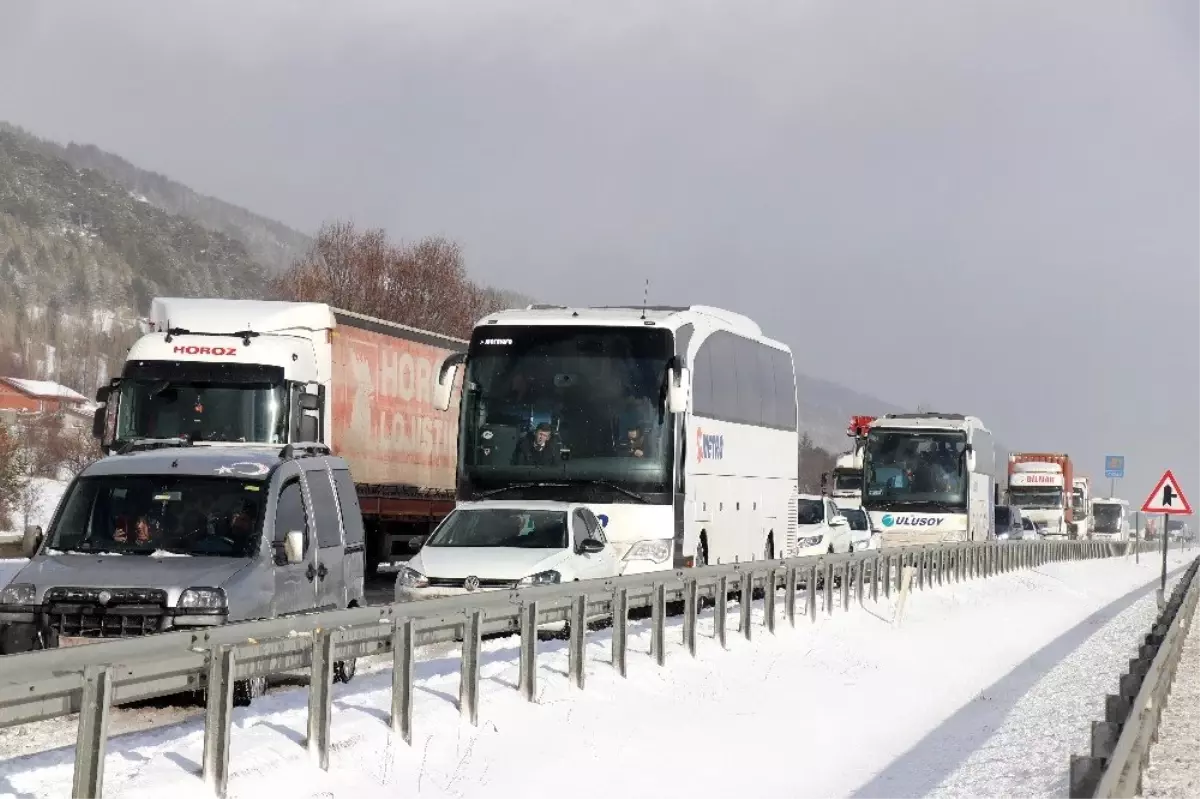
<box><xmin>1140</xmin><ymin>595</ymin><xmax>1200</xmax><ymax>798</ymax></box>
<box><xmin>0</xmin><ymin>549</ymin><xmax>1193</xmax><ymax>799</ymax></box>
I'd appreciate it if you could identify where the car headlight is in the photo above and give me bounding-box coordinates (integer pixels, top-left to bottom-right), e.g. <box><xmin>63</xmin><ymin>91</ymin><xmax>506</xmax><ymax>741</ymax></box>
<box><xmin>396</xmin><ymin>565</ymin><xmax>429</xmax><ymax>589</ymax></box>
<box><xmin>623</xmin><ymin>539</ymin><xmax>672</xmax><ymax>563</ymax></box>
<box><xmin>0</xmin><ymin>583</ymin><xmax>36</xmax><ymax>604</ymax></box>
<box><xmin>799</xmin><ymin>535</ymin><xmax>824</xmax><ymax>548</ymax></box>
<box><xmin>178</xmin><ymin>587</ymin><xmax>227</xmax><ymax>610</ymax></box>
<box><xmin>517</xmin><ymin>570</ymin><xmax>561</xmax><ymax>586</ymax></box>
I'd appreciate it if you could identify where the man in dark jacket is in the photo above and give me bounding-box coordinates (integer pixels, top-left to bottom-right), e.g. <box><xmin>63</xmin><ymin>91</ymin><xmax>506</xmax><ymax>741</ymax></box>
<box><xmin>512</xmin><ymin>423</ymin><xmax>562</xmax><ymax>466</ymax></box>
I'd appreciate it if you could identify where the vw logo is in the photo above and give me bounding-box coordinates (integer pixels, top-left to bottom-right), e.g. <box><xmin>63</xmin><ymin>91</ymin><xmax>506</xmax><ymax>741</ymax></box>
<box><xmin>881</xmin><ymin>514</ymin><xmax>895</xmax><ymax>528</ymax></box>
<box><xmin>96</xmin><ymin>590</ymin><xmax>113</xmax><ymax>606</ymax></box>
<box><xmin>463</xmin><ymin>576</ymin><xmax>480</xmax><ymax>592</ymax></box>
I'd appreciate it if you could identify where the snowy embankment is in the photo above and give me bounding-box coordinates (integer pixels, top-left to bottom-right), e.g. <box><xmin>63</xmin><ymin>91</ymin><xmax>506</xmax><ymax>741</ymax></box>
<box><xmin>1140</xmin><ymin>602</ymin><xmax>1200</xmax><ymax>798</ymax></box>
<box><xmin>0</xmin><ymin>549</ymin><xmax>1193</xmax><ymax>799</ymax></box>
<box><xmin>0</xmin><ymin>476</ymin><xmax>68</xmax><ymax>545</ymax></box>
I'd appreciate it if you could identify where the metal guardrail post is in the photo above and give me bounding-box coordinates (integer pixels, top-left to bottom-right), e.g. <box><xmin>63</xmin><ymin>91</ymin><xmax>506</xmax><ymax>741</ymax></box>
<box><xmin>807</xmin><ymin>566</ymin><xmax>818</xmax><ymax>623</ymax></box>
<box><xmin>856</xmin><ymin>559</ymin><xmax>866</xmax><ymax>607</ymax></box>
<box><xmin>391</xmin><ymin>618</ymin><xmax>416</xmax><ymax>740</ymax></box>
<box><xmin>765</xmin><ymin>568</ymin><xmax>778</xmax><ymax>634</ymax></box>
<box><xmin>611</xmin><ymin>587</ymin><xmax>629</xmax><ymax>676</ymax></box>
<box><xmin>459</xmin><ymin>610</ymin><xmax>483</xmax><ymax>725</ymax></box>
<box><xmin>683</xmin><ymin>579</ymin><xmax>699</xmax><ymax>655</ymax></box>
<box><xmin>202</xmin><ymin>645</ymin><xmax>235</xmax><ymax>797</ymax></box>
<box><xmin>651</xmin><ymin>583</ymin><xmax>668</xmax><ymax>665</ymax></box>
<box><xmin>785</xmin><ymin>567</ymin><xmax>798</xmax><ymax>627</ymax></box>
<box><xmin>715</xmin><ymin>575</ymin><xmax>728</xmax><ymax>648</ymax></box>
<box><xmin>871</xmin><ymin>557</ymin><xmax>880</xmax><ymax>602</ymax></box>
<box><xmin>883</xmin><ymin>556</ymin><xmax>892</xmax><ymax>599</ymax></box>
<box><xmin>739</xmin><ymin>570</ymin><xmax>754</xmax><ymax>641</ymax></box>
<box><xmin>308</xmin><ymin>630</ymin><xmax>335</xmax><ymax>770</ymax></box>
<box><xmin>823</xmin><ymin>562</ymin><xmax>835</xmax><ymax>617</ymax></box>
<box><xmin>72</xmin><ymin>664</ymin><xmax>113</xmax><ymax>799</ymax></box>
<box><xmin>840</xmin><ymin>564</ymin><xmax>851</xmax><ymax>612</ymax></box>
<box><xmin>896</xmin><ymin>552</ymin><xmax>905</xmax><ymax>593</ymax></box>
<box><xmin>568</xmin><ymin>595</ymin><xmax>587</xmax><ymax>690</ymax></box>
<box><xmin>519</xmin><ymin>601</ymin><xmax>539</xmax><ymax>701</ymax></box>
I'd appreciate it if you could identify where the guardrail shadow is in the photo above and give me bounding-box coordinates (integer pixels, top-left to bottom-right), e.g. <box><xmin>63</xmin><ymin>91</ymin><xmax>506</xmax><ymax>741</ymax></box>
<box><xmin>849</xmin><ymin>562</ymin><xmax>1192</xmax><ymax>799</ymax></box>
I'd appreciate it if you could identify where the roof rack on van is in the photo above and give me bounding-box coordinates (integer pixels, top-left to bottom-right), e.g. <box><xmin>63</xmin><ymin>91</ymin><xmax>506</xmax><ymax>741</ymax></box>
<box><xmin>279</xmin><ymin>442</ymin><xmax>332</xmax><ymax>460</ymax></box>
<box><xmin>117</xmin><ymin>437</ymin><xmax>194</xmax><ymax>455</ymax></box>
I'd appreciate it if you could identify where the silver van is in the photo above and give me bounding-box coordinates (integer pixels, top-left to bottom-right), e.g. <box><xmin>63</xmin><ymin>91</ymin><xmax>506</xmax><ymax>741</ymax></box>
<box><xmin>0</xmin><ymin>440</ymin><xmax>364</xmax><ymax>703</ymax></box>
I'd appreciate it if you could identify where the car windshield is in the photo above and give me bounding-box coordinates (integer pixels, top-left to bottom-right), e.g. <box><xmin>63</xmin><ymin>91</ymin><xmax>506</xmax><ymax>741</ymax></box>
<box><xmin>1093</xmin><ymin>504</ymin><xmax>1123</xmax><ymax>533</ymax></box>
<box><xmin>458</xmin><ymin>325</ymin><xmax>674</xmax><ymax>501</ymax></box>
<box><xmin>425</xmin><ymin>508</ymin><xmax>569</xmax><ymax>549</ymax></box>
<box><xmin>1009</xmin><ymin>489</ymin><xmax>1063</xmax><ymax>509</ymax></box>
<box><xmin>115</xmin><ymin>361</ymin><xmax>288</xmax><ymax>445</ymax></box>
<box><xmin>863</xmin><ymin>429</ymin><xmax>969</xmax><ymax>510</ymax></box>
<box><xmin>842</xmin><ymin>508</ymin><xmax>869</xmax><ymax>531</ymax></box>
<box><xmin>797</xmin><ymin>499</ymin><xmax>824</xmax><ymax>525</ymax></box>
<box><xmin>45</xmin><ymin>475</ymin><xmax>265</xmax><ymax>557</ymax></box>
<box><xmin>833</xmin><ymin>470</ymin><xmax>861</xmax><ymax>492</ymax></box>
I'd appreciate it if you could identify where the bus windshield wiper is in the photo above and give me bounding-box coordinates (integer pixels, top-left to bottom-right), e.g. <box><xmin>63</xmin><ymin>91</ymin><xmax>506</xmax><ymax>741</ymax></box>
<box><xmin>574</xmin><ymin>479</ymin><xmax>652</xmax><ymax>504</ymax></box>
<box><xmin>475</xmin><ymin>482</ymin><xmax>570</xmax><ymax>499</ymax></box>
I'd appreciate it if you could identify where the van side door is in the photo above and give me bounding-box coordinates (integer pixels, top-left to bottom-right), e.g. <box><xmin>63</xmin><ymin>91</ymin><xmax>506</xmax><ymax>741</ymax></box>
<box><xmin>331</xmin><ymin>465</ymin><xmax>366</xmax><ymax>607</ymax></box>
<box><xmin>303</xmin><ymin>461</ymin><xmax>346</xmax><ymax>611</ymax></box>
<box><xmin>270</xmin><ymin>463</ymin><xmax>318</xmax><ymax>616</ymax></box>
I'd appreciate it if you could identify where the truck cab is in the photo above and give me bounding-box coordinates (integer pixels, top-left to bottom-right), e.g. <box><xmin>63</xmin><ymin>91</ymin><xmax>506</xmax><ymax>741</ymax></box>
<box><xmin>823</xmin><ymin>415</ymin><xmax>874</xmax><ymax>511</ymax></box>
<box><xmin>0</xmin><ymin>441</ymin><xmax>364</xmax><ymax>699</ymax></box>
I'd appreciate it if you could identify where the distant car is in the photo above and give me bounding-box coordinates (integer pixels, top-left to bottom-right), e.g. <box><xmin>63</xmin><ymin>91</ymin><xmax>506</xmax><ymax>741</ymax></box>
<box><xmin>1020</xmin><ymin>517</ymin><xmax>1044</xmax><ymax>540</ymax></box>
<box><xmin>795</xmin><ymin>494</ymin><xmax>853</xmax><ymax>556</ymax></box>
<box><xmin>836</xmin><ymin>505</ymin><xmax>877</xmax><ymax>551</ymax></box>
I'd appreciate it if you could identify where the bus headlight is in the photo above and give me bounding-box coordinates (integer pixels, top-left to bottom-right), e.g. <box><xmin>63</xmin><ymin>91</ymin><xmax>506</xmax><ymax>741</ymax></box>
<box><xmin>178</xmin><ymin>587</ymin><xmax>227</xmax><ymax>610</ymax></box>
<box><xmin>624</xmin><ymin>540</ymin><xmax>672</xmax><ymax>564</ymax></box>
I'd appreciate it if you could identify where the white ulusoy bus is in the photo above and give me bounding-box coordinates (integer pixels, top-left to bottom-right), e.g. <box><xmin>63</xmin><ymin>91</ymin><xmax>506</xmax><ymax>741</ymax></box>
<box><xmin>1090</xmin><ymin>497</ymin><xmax>1130</xmax><ymax>542</ymax></box>
<box><xmin>860</xmin><ymin>412</ymin><xmax>999</xmax><ymax>545</ymax></box>
<box><xmin>433</xmin><ymin>305</ymin><xmax>799</xmax><ymax>573</ymax></box>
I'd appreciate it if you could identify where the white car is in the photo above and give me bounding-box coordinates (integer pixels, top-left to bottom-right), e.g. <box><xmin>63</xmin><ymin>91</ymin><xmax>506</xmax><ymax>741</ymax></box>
<box><xmin>837</xmin><ymin>505</ymin><xmax>878</xmax><ymax>551</ymax></box>
<box><xmin>795</xmin><ymin>494</ymin><xmax>853</xmax><ymax>556</ymax></box>
<box><xmin>395</xmin><ymin>501</ymin><xmax>619</xmax><ymax>609</ymax></box>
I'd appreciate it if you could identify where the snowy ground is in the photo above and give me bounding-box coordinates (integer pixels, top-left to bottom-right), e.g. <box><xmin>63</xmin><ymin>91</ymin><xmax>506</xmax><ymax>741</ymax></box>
<box><xmin>1140</xmin><ymin>600</ymin><xmax>1200</xmax><ymax>798</ymax></box>
<box><xmin>0</xmin><ymin>549</ymin><xmax>1193</xmax><ymax>799</ymax></box>
<box><xmin>0</xmin><ymin>477</ymin><xmax>69</xmax><ymax>549</ymax></box>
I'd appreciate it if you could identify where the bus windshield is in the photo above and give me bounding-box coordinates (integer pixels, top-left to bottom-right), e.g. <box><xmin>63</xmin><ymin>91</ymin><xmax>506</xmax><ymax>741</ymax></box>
<box><xmin>1092</xmin><ymin>504</ymin><xmax>1123</xmax><ymax>533</ymax></box>
<box><xmin>458</xmin><ymin>325</ymin><xmax>674</xmax><ymax>502</ymax></box>
<box><xmin>862</xmin><ymin>429</ymin><xmax>969</xmax><ymax>511</ymax></box>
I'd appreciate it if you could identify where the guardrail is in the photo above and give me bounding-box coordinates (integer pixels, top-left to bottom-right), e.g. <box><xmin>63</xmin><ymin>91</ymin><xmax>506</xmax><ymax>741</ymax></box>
<box><xmin>0</xmin><ymin>539</ymin><xmax>1140</xmax><ymax>798</ymax></box>
<box><xmin>1068</xmin><ymin>554</ymin><xmax>1200</xmax><ymax>797</ymax></box>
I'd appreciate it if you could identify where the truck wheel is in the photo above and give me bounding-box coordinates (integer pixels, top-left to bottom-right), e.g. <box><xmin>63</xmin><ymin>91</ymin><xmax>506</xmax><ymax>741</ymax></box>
<box><xmin>333</xmin><ymin>658</ymin><xmax>357</xmax><ymax>684</ymax></box>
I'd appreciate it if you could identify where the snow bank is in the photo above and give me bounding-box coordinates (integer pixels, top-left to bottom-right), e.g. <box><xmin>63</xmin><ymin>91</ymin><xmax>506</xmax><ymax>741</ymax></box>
<box><xmin>1141</xmin><ymin>607</ymin><xmax>1200</xmax><ymax>797</ymax></box>
<box><xmin>0</xmin><ymin>477</ymin><xmax>69</xmax><ymax>540</ymax></box>
<box><xmin>1</xmin><ymin>550</ymin><xmax>1193</xmax><ymax>798</ymax></box>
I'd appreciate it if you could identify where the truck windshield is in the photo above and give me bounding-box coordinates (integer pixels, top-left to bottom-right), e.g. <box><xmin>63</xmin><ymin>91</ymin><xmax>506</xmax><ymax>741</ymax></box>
<box><xmin>862</xmin><ymin>430</ymin><xmax>969</xmax><ymax>511</ymax></box>
<box><xmin>833</xmin><ymin>470</ymin><xmax>861</xmax><ymax>492</ymax></box>
<box><xmin>1009</xmin><ymin>489</ymin><xmax>1063</xmax><ymax>509</ymax></box>
<box><xmin>425</xmin><ymin>508</ymin><xmax>569</xmax><ymax>549</ymax></box>
<box><xmin>458</xmin><ymin>325</ymin><xmax>674</xmax><ymax>502</ymax></box>
<box><xmin>46</xmin><ymin>475</ymin><xmax>266</xmax><ymax>557</ymax></box>
<box><xmin>1072</xmin><ymin>489</ymin><xmax>1086</xmax><ymax>514</ymax></box>
<box><xmin>115</xmin><ymin>362</ymin><xmax>288</xmax><ymax>445</ymax></box>
<box><xmin>1092</xmin><ymin>504</ymin><xmax>1123</xmax><ymax>533</ymax></box>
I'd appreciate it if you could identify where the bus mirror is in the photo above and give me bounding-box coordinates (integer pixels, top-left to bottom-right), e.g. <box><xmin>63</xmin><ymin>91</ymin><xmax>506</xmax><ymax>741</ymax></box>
<box><xmin>667</xmin><ymin>367</ymin><xmax>690</xmax><ymax>414</ymax></box>
<box><xmin>299</xmin><ymin>393</ymin><xmax>320</xmax><ymax>411</ymax></box>
<box><xmin>434</xmin><ymin>352</ymin><xmax>467</xmax><ymax>412</ymax></box>
<box><xmin>965</xmin><ymin>449</ymin><xmax>977</xmax><ymax>472</ymax></box>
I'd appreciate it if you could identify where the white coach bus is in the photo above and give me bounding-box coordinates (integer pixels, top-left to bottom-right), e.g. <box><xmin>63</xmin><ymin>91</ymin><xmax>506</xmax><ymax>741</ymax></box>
<box><xmin>433</xmin><ymin>305</ymin><xmax>799</xmax><ymax>572</ymax></box>
<box><xmin>860</xmin><ymin>412</ymin><xmax>999</xmax><ymax>546</ymax></box>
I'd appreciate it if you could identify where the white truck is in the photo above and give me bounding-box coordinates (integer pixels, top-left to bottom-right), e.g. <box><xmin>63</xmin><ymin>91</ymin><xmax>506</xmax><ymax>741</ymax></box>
<box><xmin>1007</xmin><ymin>454</ymin><xmax>1073</xmax><ymax>539</ymax></box>
<box><xmin>91</xmin><ymin>297</ymin><xmax>466</xmax><ymax>575</ymax></box>
<box><xmin>1090</xmin><ymin>497</ymin><xmax>1131</xmax><ymax>541</ymax></box>
<box><xmin>823</xmin><ymin>415</ymin><xmax>874</xmax><ymax>510</ymax></box>
<box><xmin>1071</xmin><ymin>476</ymin><xmax>1092</xmax><ymax>538</ymax></box>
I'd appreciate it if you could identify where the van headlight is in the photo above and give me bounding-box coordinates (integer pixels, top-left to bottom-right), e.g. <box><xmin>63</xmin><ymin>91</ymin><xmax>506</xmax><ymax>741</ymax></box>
<box><xmin>517</xmin><ymin>570</ymin><xmax>561</xmax><ymax>586</ymax></box>
<box><xmin>0</xmin><ymin>583</ymin><xmax>36</xmax><ymax>604</ymax></box>
<box><xmin>396</xmin><ymin>566</ymin><xmax>429</xmax><ymax>589</ymax></box>
<box><xmin>178</xmin><ymin>587</ymin><xmax>227</xmax><ymax>610</ymax></box>
<box><xmin>623</xmin><ymin>540</ymin><xmax>672</xmax><ymax>563</ymax></box>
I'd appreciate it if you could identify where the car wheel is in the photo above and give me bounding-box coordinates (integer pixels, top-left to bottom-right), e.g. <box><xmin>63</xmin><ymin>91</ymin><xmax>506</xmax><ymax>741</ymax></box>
<box><xmin>334</xmin><ymin>658</ymin><xmax>357</xmax><ymax>684</ymax></box>
<box><xmin>233</xmin><ymin>675</ymin><xmax>268</xmax><ymax>707</ymax></box>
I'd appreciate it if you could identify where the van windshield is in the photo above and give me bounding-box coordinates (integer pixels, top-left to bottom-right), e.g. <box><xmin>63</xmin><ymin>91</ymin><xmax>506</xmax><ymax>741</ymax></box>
<box><xmin>46</xmin><ymin>475</ymin><xmax>265</xmax><ymax>558</ymax></box>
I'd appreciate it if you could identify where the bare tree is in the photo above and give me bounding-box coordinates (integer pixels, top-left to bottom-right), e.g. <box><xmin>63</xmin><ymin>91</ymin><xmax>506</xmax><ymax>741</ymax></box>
<box><xmin>272</xmin><ymin>221</ymin><xmax>513</xmax><ymax>338</ymax></box>
<box><xmin>0</xmin><ymin>427</ymin><xmax>21</xmax><ymax>530</ymax></box>
<box><xmin>798</xmin><ymin>432</ymin><xmax>837</xmax><ymax>493</ymax></box>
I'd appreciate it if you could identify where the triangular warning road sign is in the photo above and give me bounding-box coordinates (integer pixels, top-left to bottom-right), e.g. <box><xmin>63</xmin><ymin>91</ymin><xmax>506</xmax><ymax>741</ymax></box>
<box><xmin>1141</xmin><ymin>470</ymin><xmax>1193</xmax><ymax>515</ymax></box>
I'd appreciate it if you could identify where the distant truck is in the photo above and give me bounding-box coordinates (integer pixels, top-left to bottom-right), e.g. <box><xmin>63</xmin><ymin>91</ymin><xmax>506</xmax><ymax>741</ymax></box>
<box><xmin>1090</xmin><ymin>497</ymin><xmax>1131</xmax><ymax>541</ymax></box>
<box><xmin>92</xmin><ymin>298</ymin><xmax>466</xmax><ymax>575</ymax></box>
<box><xmin>1007</xmin><ymin>453</ymin><xmax>1074</xmax><ymax>538</ymax></box>
<box><xmin>823</xmin><ymin>415</ymin><xmax>875</xmax><ymax>510</ymax></box>
<box><xmin>1071</xmin><ymin>476</ymin><xmax>1092</xmax><ymax>538</ymax></box>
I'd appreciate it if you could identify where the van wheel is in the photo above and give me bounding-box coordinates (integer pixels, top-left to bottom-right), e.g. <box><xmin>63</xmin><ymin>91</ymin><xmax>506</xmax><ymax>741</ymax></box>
<box><xmin>333</xmin><ymin>658</ymin><xmax>357</xmax><ymax>684</ymax></box>
<box><xmin>233</xmin><ymin>676</ymin><xmax>268</xmax><ymax>707</ymax></box>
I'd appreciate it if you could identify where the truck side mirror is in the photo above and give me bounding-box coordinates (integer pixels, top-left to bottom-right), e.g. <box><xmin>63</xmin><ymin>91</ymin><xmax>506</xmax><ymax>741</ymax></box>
<box><xmin>820</xmin><ymin>472</ymin><xmax>830</xmax><ymax>489</ymax></box>
<box><xmin>667</xmin><ymin>366</ymin><xmax>690</xmax><ymax>414</ymax></box>
<box><xmin>284</xmin><ymin>531</ymin><xmax>305</xmax><ymax>564</ymax></box>
<box><xmin>22</xmin><ymin>525</ymin><xmax>43</xmax><ymax>558</ymax></box>
<box><xmin>433</xmin><ymin>352</ymin><xmax>467</xmax><ymax>412</ymax></box>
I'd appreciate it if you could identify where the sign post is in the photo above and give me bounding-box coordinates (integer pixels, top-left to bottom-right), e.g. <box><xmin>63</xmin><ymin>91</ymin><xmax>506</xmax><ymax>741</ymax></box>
<box><xmin>1104</xmin><ymin>455</ymin><xmax>1125</xmax><ymax>499</ymax></box>
<box><xmin>1140</xmin><ymin>469</ymin><xmax>1192</xmax><ymax>606</ymax></box>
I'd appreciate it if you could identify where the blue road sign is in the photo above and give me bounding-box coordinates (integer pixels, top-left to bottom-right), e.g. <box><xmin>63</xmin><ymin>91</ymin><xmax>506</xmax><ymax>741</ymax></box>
<box><xmin>1104</xmin><ymin>455</ymin><xmax>1125</xmax><ymax>479</ymax></box>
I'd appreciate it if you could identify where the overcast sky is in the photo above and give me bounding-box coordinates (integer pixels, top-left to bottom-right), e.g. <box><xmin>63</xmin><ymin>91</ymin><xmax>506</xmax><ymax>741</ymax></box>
<box><xmin>1</xmin><ymin>0</ymin><xmax>1196</xmax><ymax>506</ymax></box>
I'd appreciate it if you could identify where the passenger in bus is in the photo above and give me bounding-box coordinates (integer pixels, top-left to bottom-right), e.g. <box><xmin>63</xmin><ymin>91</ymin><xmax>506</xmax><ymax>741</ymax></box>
<box><xmin>615</xmin><ymin>425</ymin><xmax>651</xmax><ymax>458</ymax></box>
<box><xmin>512</xmin><ymin>423</ymin><xmax>562</xmax><ymax>466</ymax></box>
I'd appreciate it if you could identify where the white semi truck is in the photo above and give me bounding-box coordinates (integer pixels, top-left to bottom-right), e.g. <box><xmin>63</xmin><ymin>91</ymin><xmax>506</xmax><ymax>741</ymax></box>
<box><xmin>823</xmin><ymin>415</ymin><xmax>874</xmax><ymax>510</ymax></box>
<box><xmin>1090</xmin><ymin>497</ymin><xmax>1131</xmax><ymax>541</ymax></box>
<box><xmin>1007</xmin><ymin>454</ymin><xmax>1074</xmax><ymax>539</ymax></box>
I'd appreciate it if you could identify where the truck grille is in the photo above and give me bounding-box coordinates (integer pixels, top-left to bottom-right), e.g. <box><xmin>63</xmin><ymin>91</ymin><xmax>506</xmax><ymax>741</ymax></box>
<box><xmin>44</xmin><ymin>587</ymin><xmax>169</xmax><ymax>639</ymax></box>
<box><xmin>426</xmin><ymin>577</ymin><xmax>517</xmax><ymax>590</ymax></box>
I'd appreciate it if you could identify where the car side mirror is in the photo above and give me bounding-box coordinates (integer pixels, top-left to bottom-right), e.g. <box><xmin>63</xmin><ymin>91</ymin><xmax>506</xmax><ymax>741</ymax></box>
<box><xmin>22</xmin><ymin>525</ymin><xmax>43</xmax><ymax>558</ymax></box>
<box><xmin>578</xmin><ymin>538</ymin><xmax>605</xmax><ymax>555</ymax></box>
<box><xmin>284</xmin><ymin>531</ymin><xmax>305</xmax><ymax>564</ymax></box>
<box><xmin>830</xmin><ymin>516</ymin><xmax>848</xmax><ymax>527</ymax></box>
<box><xmin>667</xmin><ymin>367</ymin><xmax>691</xmax><ymax>414</ymax></box>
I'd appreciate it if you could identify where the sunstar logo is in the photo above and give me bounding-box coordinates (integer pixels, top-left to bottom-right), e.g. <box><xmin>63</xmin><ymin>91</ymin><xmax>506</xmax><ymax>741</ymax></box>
<box><xmin>881</xmin><ymin>514</ymin><xmax>945</xmax><ymax>528</ymax></box>
<box><xmin>695</xmin><ymin>428</ymin><xmax>724</xmax><ymax>462</ymax></box>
